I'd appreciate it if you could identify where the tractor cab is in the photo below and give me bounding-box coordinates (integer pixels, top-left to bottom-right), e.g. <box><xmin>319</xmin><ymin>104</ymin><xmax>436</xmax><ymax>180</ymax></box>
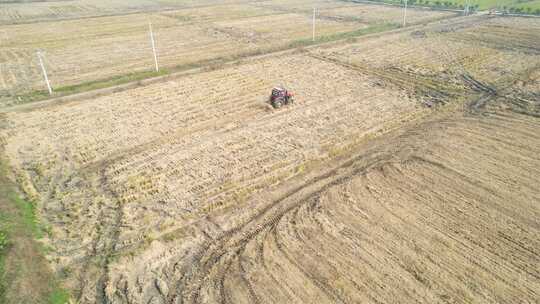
<box><xmin>269</xmin><ymin>87</ymin><xmax>294</xmax><ymax>108</ymax></box>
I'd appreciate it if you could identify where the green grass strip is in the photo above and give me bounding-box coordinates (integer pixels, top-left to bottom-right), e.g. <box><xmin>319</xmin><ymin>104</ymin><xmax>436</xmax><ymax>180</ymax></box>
<box><xmin>0</xmin><ymin>159</ymin><xmax>71</xmax><ymax>304</ymax></box>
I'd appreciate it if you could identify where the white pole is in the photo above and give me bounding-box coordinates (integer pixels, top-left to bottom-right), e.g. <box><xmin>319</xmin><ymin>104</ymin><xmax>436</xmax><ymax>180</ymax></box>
<box><xmin>312</xmin><ymin>8</ymin><xmax>316</xmax><ymax>42</ymax></box>
<box><xmin>149</xmin><ymin>22</ymin><xmax>159</xmax><ymax>72</ymax></box>
<box><xmin>403</xmin><ymin>0</ymin><xmax>408</xmax><ymax>27</ymax></box>
<box><xmin>37</xmin><ymin>51</ymin><xmax>52</xmax><ymax>95</ymax></box>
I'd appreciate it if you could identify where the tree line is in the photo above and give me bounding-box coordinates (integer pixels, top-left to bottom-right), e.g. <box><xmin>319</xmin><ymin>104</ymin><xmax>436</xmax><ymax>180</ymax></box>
<box><xmin>365</xmin><ymin>0</ymin><xmax>540</xmax><ymax>15</ymax></box>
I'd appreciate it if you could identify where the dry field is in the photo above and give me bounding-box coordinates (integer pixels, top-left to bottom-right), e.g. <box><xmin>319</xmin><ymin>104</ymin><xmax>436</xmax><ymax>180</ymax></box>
<box><xmin>320</xmin><ymin>3</ymin><xmax>452</xmax><ymax>24</ymax></box>
<box><xmin>1</xmin><ymin>10</ymin><xmax>539</xmax><ymax>304</ymax></box>
<box><xmin>0</xmin><ymin>0</ymin><xmax>164</xmax><ymax>25</ymax></box>
<box><xmin>314</xmin><ymin>15</ymin><xmax>540</xmax><ymax>92</ymax></box>
<box><xmin>189</xmin><ymin>96</ymin><xmax>540</xmax><ymax>304</ymax></box>
<box><xmin>1</xmin><ymin>49</ymin><xmax>431</xmax><ymax>302</ymax></box>
<box><xmin>0</xmin><ymin>0</ymin><xmax>457</xmax><ymax>107</ymax></box>
<box><xmin>0</xmin><ymin>0</ymin><xmax>254</xmax><ymax>25</ymax></box>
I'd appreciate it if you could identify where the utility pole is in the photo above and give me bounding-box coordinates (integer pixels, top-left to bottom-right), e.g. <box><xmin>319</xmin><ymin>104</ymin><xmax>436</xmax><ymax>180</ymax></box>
<box><xmin>312</xmin><ymin>8</ymin><xmax>317</xmax><ymax>42</ymax></box>
<box><xmin>37</xmin><ymin>51</ymin><xmax>52</xmax><ymax>95</ymax></box>
<box><xmin>402</xmin><ymin>0</ymin><xmax>408</xmax><ymax>27</ymax></box>
<box><xmin>149</xmin><ymin>22</ymin><xmax>159</xmax><ymax>72</ymax></box>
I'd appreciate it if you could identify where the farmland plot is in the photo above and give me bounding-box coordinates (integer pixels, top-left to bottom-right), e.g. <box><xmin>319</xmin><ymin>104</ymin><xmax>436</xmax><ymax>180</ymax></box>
<box><xmin>0</xmin><ymin>1</ymin><xmax>457</xmax><ymax>107</ymax></box>
<box><xmin>314</xmin><ymin>16</ymin><xmax>540</xmax><ymax>92</ymax></box>
<box><xmin>0</xmin><ymin>0</ymin><xmax>255</xmax><ymax>25</ymax></box>
<box><xmin>159</xmin><ymin>3</ymin><xmax>282</xmax><ymax>22</ymax></box>
<box><xmin>320</xmin><ymin>3</ymin><xmax>454</xmax><ymax>24</ymax></box>
<box><xmin>191</xmin><ymin>105</ymin><xmax>540</xmax><ymax>304</ymax></box>
<box><xmin>1</xmin><ymin>11</ymin><xmax>539</xmax><ymax>304</ymax></box>
<box><xmin>211</xmin><ymin>13</ymin><xmax>360</xmax><ymax>43</ymax></box>
<box><xmin>163</xmin><ymin>44</ymin><xmax>540</xmax><ymax>302</ymax></box>
<box><xmin>0</xmin><ymin>0</ymin><xmax>160</xmax><ymax>25</ymax></box>
<box><xmin>1</xmin><ymin>51</ymin><xmax>428</xmax><ymax>302</ymax></box>
<box><xmin>0</xmin><ymin>11</ymin><xmax>349</xmax><ymax>105</ymax></box>
<box><xmin>252</xmin><ymin>0</ymin><xmax>456</xmax><ymax>25</ymax></box>
<box><xmin>252</xmin><ymin>0</ymin><xmax>357</xmax><ymax>12</ymax></box>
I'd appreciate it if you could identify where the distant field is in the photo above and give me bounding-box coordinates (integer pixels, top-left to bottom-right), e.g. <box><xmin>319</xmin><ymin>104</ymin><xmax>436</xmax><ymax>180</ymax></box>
<box><xmin>0</xmin><ymin>0</ymin><xmax>161</xmax><ymax>24</ymax></box>
<box><xmin>314</xmin><ymin>16</ymin><xmax>540</xmax><ymax>86</ymax></box>
<box><xmin>351</xmin><ymin>0</ymin><xmax>540</xmax><ymax>12</ymax></box>
<box><xmin>0</xmin><ymin>0</ymin><xmax>264</xmax><ymax>25</ymax></box>
<box><xmin>0</xmin><ymin>0</ymin><xmax>457</xmax><ymax>107</ymax></box>
<box><xmin>1</xmin><ymin>14</ymin><xmax>539</xmax><ymax>304</ymax></box>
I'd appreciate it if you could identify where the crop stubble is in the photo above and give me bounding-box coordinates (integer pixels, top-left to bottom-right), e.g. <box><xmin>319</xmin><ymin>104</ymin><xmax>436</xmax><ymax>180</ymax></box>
<box><xmin>0</xmin><ymin>0</ymin><xmax>457</xmax><ymax>107</ymax></box>
<box><xmin>0</xmin><ymin>13</ymin><xmax>539</xmax><ymax>304</ymax></box>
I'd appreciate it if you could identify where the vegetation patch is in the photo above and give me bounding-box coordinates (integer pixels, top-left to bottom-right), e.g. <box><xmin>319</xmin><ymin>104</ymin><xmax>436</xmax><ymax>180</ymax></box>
<box><xmin>0</xmin><ymin>158</ymin><xmax>70</xmax><ymax>304</ymax></box>
<box><xmin>14</xmin><ymin>69</ymin><xmax>169</xmax><ymax>105</ymax></box>
<box><xmin>0</xmin><ymin>229</ymin><xmax>8</xmax><ymax>303</ymax></box>
<box><xmin>347</xmin><ymin>0</ymin><xmax>540</xmax><ymax>13</ymax></box>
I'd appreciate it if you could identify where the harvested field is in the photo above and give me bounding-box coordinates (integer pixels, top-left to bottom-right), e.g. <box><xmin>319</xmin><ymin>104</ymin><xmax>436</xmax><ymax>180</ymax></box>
<box><xmin>1</xmin><ymin>49</ymin><xmax>432</xmax><ymax>302</ymax></box>
<box><xmin>314</xmin><ymin>16</ymin><xmax>540</xmax><ymax>92</ymax></box>
<box><xmin>320</xmin><ymin>3</ymin><xmax>453</xmax><ymax>24</ymax></box>
<box><xmin>1</xmin><ymin>8</ymin><xmax>539</xmax><ymax>304</ymax></box>
<box><xmin>172</xmin><ymin>96</ymin><xmax>540</xmax><ymax>304</ymax></box>
<box><xmin>0</xmin><ymin>0</ymin><xmax>161</xmax><ymax>24</ymax></box>
<box><xmin>0</xmin><ymin>0</ymin><xmax>457</xmax><ymax>107</ymax></box>
<box><xmin>0</xmin><ymin>0</ymin><xmax>255</xmax><ymax>25</ymax></box>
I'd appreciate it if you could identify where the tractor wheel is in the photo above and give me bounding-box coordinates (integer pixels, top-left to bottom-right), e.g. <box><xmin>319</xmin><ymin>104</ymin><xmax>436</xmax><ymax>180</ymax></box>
<box><xmin>272</xmin><ymin>99</ymin><xmax>283</xmax><ymax>109</ymax></box>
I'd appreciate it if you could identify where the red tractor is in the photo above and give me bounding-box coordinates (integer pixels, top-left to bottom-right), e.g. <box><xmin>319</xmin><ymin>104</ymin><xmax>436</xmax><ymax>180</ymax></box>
<box><xmin>269</xmin><ymin>87</ymin><xmax>294</xmax><ymax>109</ymax></box>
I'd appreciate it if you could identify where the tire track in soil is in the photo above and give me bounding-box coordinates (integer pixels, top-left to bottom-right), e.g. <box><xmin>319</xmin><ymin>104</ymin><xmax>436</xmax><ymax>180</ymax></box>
<box><xmin>170</xmin><ymin>82</ymin><xmax>540</xmax><ymax>303</ymax></box>
<box><xmin>75</xmin><ymin>167</ymin><xmax>126</xmax><ymax>304</ymax></box>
